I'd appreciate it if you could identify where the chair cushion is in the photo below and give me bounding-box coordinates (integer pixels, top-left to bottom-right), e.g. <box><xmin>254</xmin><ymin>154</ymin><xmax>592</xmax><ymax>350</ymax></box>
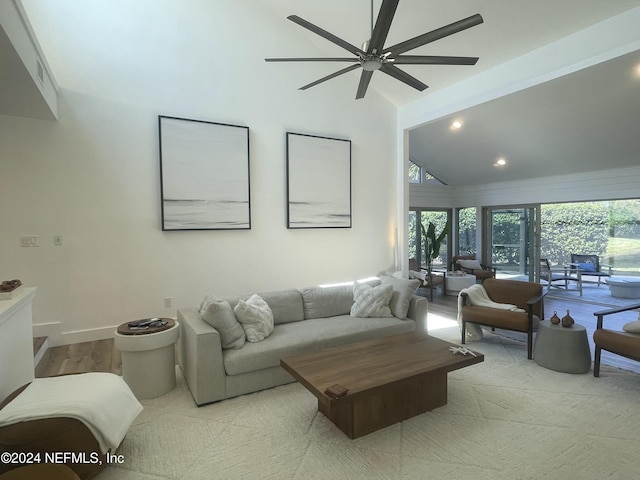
<box><xmin>594</xmin><ymin>329</ymin><xmax>640</xmax><ymax>360</ymax></box>
<box><xmin>462</xmin><ymin>305</ymin><xmax>539</xmax><ymax>331</ymax></box>
<box><xmin>458</xmin><ymin>259</ymin><xmax>482</xmax><ymax>270</ymax></box>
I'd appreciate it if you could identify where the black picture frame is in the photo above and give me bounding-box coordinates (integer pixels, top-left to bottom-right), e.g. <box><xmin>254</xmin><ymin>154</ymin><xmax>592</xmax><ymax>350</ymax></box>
<box><xmin>286</xmin><ymin>132</ymin><xmax>352</xmax><ymax>229</ymax></box>
<box><xmin>159</xmin><ymin>116</ymin><xmax>251</xmax><ymax>230</ymax></box>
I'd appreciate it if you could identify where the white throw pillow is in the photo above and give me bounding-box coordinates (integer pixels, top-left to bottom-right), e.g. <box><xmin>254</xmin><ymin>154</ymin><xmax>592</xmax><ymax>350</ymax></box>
<box><xmin>350</xmin><ymin>283</ymin><xmax>393</xmax><ymax>318</ymax></box>
<box><xmin>458</xmin><ymin>259</ymin><xmax>482</xmax><ymax>270</ymax></box>
<box><xmin>622</xmin><ymin>320</ymin><xmax>640</xmax><ymax>334</ymax></box>
<box><xmin>234</xmin><ymin>294</ymin><xmax>274</xmax><ymax>342</ymax></box>
<box><xmin>380</xmin><ymin>275</ymin><xmax>420</xmax><ymax>319</ymax></box>
<box><xmin>200</xmin><ymin>296</ymin><xmax>246</xmax><ymax>349</ymax></box>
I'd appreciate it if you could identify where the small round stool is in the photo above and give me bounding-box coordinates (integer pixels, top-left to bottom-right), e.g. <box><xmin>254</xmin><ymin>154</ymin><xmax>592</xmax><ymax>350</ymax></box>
<box><xmin>114</xmin><ymin>318</ymin><xmax>180</xmax><ymax>400</ymax></box>
<box><xmin>533</xmin><ymin>320</ymin><xmax>591</xmax><ymax>373</ymax></box>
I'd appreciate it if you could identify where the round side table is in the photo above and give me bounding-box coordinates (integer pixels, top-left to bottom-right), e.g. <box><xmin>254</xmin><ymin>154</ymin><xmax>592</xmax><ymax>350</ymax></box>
<box><xmin>114</xmin><ymin>318</ymin><xmax>180</xmax><ymax>400</ymax></box>
<box><xmin>533</xmin><ymin>320</ymin><xmax>591</xmax><ymax>373</ymax></box>
<box><xmin>446</xmin><ymin>273</ymin><xmax>476</xmax><ymax>296</ymax></box>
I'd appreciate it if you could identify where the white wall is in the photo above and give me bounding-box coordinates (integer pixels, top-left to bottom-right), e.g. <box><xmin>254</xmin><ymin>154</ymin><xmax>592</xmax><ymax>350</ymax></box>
<box><xmin>0</xmin><ymin>1</ymin><xmax>398</xmax><ymax>344</ymax></box>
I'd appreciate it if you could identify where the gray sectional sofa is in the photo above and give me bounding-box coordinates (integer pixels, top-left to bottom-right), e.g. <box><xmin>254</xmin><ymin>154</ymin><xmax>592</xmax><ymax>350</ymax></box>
<box><xmin>178</xmin><ymin>277</ymin><xmax>428</xmax><ymax>406</ymax></box>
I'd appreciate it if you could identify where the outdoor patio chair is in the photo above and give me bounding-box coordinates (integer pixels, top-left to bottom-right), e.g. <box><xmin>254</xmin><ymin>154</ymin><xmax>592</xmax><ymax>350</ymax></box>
<box><xmin>592</xmin><ymin>303</ymin><xmax>640</xmax><ymax>377</ymax></box>
<box><xmin>570</xmin><ymin>254</ymin><xmax>612</xmax><ymax>286</ymax></box>
<box><xmin>451</xmin><ymin>255</ymin><xmax>496</xmax><ymax>283</ymax></box>
<box><xmin>539</xmin><ymin>258</ymin><xmax>582</xmax><ymax>296</ymax></box>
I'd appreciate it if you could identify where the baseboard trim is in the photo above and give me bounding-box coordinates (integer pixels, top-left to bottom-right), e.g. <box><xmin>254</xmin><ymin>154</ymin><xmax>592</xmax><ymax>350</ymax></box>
<box><xmin>33</xmin><ymin>318</ymin><xmax>177</xmax><ymax>347</ymax></box>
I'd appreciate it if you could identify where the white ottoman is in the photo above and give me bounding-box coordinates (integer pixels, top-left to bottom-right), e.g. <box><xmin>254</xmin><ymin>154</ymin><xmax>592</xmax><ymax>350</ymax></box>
<box><xmin>115</xmin><ymin>319</ymin><xmax>180</xmax><ymax>400</ymax></box>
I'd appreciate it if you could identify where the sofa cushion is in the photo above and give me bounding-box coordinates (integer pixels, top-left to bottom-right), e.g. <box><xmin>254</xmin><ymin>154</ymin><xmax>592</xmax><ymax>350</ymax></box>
<box><xmin>200</xmin><ymin>296</ymin><xmax>245</xmax><ymax>349</ymax></box>
<box><xmin>350</xmin><ymin>283</ymin><xmax>393</xmax><ymax>318</ymax></box>
<box><xmin>234</xmin><ymin>294</ymin><xmax>274</xmax><ymax>342</ymax></box>
<box><xmin>300</xmin><ymin>285</ymin><xmax>354</xmax><ymax>319</ymax></box>
<box><xmin>225</xmin><ymin>290</ymin><xmax>304</xmax><ymax>325</ymax></box>
<box><xmin>222</xmin><ymin>315</ymin><xmax>415</xmax><ymax>376</ymax></box>
<box><xmin>380</xmin><ymin>276</ymin><xmax>420</xmax><ymax>319</ymax></box>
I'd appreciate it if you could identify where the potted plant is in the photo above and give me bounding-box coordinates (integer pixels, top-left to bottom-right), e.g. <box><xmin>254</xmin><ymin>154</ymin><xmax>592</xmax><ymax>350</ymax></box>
<box><xmin>420</xmin><ymin>219</ymin><xmax>451</xmax><ymax>271</ymax></box>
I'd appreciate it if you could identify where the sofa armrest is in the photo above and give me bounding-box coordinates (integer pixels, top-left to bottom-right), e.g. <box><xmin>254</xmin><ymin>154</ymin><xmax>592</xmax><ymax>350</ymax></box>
<box><xmin>407</xmin><ymin>295</ymin><xmax>428</xmax><ymax>332</ymax></box>
<box><xmin>177</xmin><ymin>308</ymin><xmax>226</xmax><ymax>406</ymax></box>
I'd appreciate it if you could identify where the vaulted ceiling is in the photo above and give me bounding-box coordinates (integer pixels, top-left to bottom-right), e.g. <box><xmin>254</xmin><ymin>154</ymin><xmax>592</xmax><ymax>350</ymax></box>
<box><xmin>258</xmin><ymin>0</ymin><xmax>640</xmax><ymax>186</ymax></box>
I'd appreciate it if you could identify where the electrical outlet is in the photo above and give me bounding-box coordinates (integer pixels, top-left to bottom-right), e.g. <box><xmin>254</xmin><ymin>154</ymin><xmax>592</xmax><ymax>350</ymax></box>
<box><xmin>20</xmin><ymin>236</ymin><xmax>40</xmax><ymax>247</ymax></box>
<box><xmin>54</xmin><ymin>235</ymin><xmax>63</xmax><ymax>246</ymax></box>
<box><xmin>164</xmin><ymin>297</ymin><xmax>172</xmax><ymax>308</ymax></box>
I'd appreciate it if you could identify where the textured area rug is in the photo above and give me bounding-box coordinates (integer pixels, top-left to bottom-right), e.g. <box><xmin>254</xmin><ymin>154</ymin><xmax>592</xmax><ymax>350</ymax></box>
<box><xmin>97</xmin><ymin>328</ymin><xmax>640</xmax><ymax>480</ymax></box>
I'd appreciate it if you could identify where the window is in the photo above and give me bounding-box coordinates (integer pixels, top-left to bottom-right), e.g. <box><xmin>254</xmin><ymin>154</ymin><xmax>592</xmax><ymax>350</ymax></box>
<box><xmin>457</xmin><ymin>207</ymin><xmax>477</xmax><ymax>256</ymax></box>
<box><xmin>540</xmin><ymin>199</ymin><xmax>640</xmax><ymax>275</ymax></box>
<box><xmin>408</xmin><ymin>160</ymin><xmax>446</xmax><ymax>186</ymax></box>
<box><xmin>408</xmin><ymin>160</ymin><xmax>422</xmax><ymax>184</ymax></box>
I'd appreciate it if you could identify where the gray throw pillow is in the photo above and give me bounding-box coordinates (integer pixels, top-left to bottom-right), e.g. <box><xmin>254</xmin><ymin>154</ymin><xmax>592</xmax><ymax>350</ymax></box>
<box><xmin>350</xmin><ymin>283</ymin><xmax>393</xmax><ymax>318</ymax></box>
<box><xmin>380</xmin><ymin>275</ymin><xmax>420</xmax><ymax>319</ymax></box>
<box><xmin>200</xmin><ymin>296</ymin><xmax>245</xmax><ymax>349</ymax></box>
<box><xmin>234</xmin><ymin>294</ymin><xmax>274</xmax><ymax>342</ymax></box>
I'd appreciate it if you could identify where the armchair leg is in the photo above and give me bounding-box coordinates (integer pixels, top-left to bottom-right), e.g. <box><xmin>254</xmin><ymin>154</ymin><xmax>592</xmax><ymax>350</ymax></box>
<box><xmin>527</xmin><ymin>330</ymin><xmax>533</xmax><ymax>359</ymax></box>
<box><xmin>594</xmin><ymin>346</ymin><xmax>601</xmax><ymax>377</ymax></box>
<box><xmin>461</xmin><ymin>321</ymin><xmax>466</xmax><ymax>345</ymax></box>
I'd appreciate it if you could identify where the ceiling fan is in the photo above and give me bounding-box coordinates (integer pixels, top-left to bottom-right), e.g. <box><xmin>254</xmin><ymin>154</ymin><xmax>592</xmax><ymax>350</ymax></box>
<box><xmin>265</xmin><ymin>0</ymin><xmax>483</xmax><ymax>99</ymax></box>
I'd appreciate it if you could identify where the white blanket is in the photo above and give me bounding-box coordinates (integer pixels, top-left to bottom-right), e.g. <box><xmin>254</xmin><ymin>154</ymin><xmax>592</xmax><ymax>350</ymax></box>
<box><xmin>0</xmin><ymin>372</ymin><xmax>142</xmax><ymax>453</ymax></box>
<box><xmin>457</xmin><ymin>284</ymin><xmax>525</xmax><ymax>341</ymax></box>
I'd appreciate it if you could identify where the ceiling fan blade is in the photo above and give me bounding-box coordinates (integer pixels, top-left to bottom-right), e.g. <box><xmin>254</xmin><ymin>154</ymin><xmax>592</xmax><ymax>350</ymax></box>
<box><xmin>265</xmin><ymin>58</ymin><xmax>359</xmax><ymax>63</ymax></box>
<box><xmin>392</xmin><ymin>55</ymin><xmax>479</xmax><ymax>65</ymax></box>
<box><xmin>287</xmin><ymin>15</ymin><xmax>365</xmax><ymax>57</ymax></box>
<box><xmin>356</xmin><ymin>70</ymin><xmax>374</xmax><ymax>99</ymax></box>
<box><xmin>299</xmin><ymin>64</ymin><xmax>361</xmax><ymax>91</ymax></box>
<box><xmin>379</xmin><ymin>64</ymin><xmax>428</xmax><ymax>91</ymax></box>
<box><xmin>383</xmin><ymin>14</ymin><xmax>483</xmax><ymax>56</ymax></box>
<box><xmin>368</xmin><ymin>0</ymin><xmax>399</xmax><ymax>54</ymax></box>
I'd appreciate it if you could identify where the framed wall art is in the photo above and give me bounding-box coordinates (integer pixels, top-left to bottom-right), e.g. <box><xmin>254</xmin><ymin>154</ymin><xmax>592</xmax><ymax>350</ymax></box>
<box><xmin>286</xmin><ymin>132</ymin><xmax>352</xmax><ymax>229</ymax></box>
<box><xmin>159</xmin><ymin>116</ymin><xmax>250</xmax><ymax>230</ymax></box>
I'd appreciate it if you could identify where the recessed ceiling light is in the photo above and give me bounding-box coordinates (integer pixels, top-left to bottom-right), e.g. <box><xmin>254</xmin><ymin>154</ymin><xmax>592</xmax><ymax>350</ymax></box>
<box><xmin>494</xmin><ymin>157</ymin><xmax>507</xmax><ymax>167</ymax></box>
<box><xmin>450</xmin><ymin>120</ymin><xmax>463</xmax><ymax>130</ymax></box>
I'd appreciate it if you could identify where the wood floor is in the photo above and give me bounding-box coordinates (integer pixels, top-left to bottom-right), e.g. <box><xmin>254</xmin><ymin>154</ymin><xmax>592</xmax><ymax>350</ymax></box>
<box><xmin>34</xmin><ymin>288</ymin><xmax>640</xmax><ymax>377</ymax></box>
<box><xmin>35</xmin><ymin>339</ymin><xmax>121</xmax><ymax>378</ymax></box>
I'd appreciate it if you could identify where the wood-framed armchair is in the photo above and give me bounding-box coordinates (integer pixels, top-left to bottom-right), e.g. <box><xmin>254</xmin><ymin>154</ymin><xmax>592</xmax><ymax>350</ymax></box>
<box><xmin>570</xmin><ymin>254</ymin><xmax>612</xmax><ymax>286</ymax></box>
<box><xmin>452</xmin><ymin>255</ymin><xmax>496</xmax><ymax>283</ymax></box>
<box><xmin>408</xmin><ymin>258</ymin><xmax>446</xmax><ymax>302</ymax></box>
<box><xmin>460</xmin><ymin>278</ymin><xmax>545</xmax><ymax>359</ymax></box>
<box><xmin>592</xmin><ymin>303</ymin><xmax>640</xmax><ymax>377</ymax></box>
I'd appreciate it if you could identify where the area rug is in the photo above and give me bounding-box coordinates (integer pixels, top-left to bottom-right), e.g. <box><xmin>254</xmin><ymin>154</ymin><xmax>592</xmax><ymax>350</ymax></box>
<box><xmin>97</xmin><ymin>328</ymin><xmax>640</xmax><ymax>480</ymax></box>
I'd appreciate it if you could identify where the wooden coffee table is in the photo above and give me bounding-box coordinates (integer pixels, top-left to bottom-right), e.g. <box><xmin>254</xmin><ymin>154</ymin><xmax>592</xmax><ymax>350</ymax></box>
<box><xmin>281</xmin><ymin>331</ymin><xmax>483</xmax><ymax>438</ymax></box>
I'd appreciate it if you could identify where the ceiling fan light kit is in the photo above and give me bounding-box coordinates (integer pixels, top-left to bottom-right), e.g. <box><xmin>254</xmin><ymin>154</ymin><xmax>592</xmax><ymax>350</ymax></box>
<box><xmin>265</xmin><ymin>0</ymin><xmax>483</xmax><ymax>99</ymax></box>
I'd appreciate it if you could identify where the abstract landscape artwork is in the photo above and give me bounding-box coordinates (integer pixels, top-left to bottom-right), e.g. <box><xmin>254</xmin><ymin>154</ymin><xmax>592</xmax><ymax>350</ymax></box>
<box><xmin>286</xmin><ymin>132</ymin><xmax>351</xmax><ymax>229</ymax></box>
<box><xmin>159</xmin><ymin>116</ymin><xmax>250</xmax><ymax>230</ymax></box>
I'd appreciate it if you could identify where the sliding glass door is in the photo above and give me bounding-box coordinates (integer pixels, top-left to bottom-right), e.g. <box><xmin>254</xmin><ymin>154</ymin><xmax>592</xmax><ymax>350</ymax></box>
<box><xmin>409</xmin><ymin>208</ymin><xmax>452</xmax><ymax>269</ymax></box>
<box><xmin>483</xmin><ymin>205</ymin><xmax>540</xmax><ymax>280</ymax></box>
